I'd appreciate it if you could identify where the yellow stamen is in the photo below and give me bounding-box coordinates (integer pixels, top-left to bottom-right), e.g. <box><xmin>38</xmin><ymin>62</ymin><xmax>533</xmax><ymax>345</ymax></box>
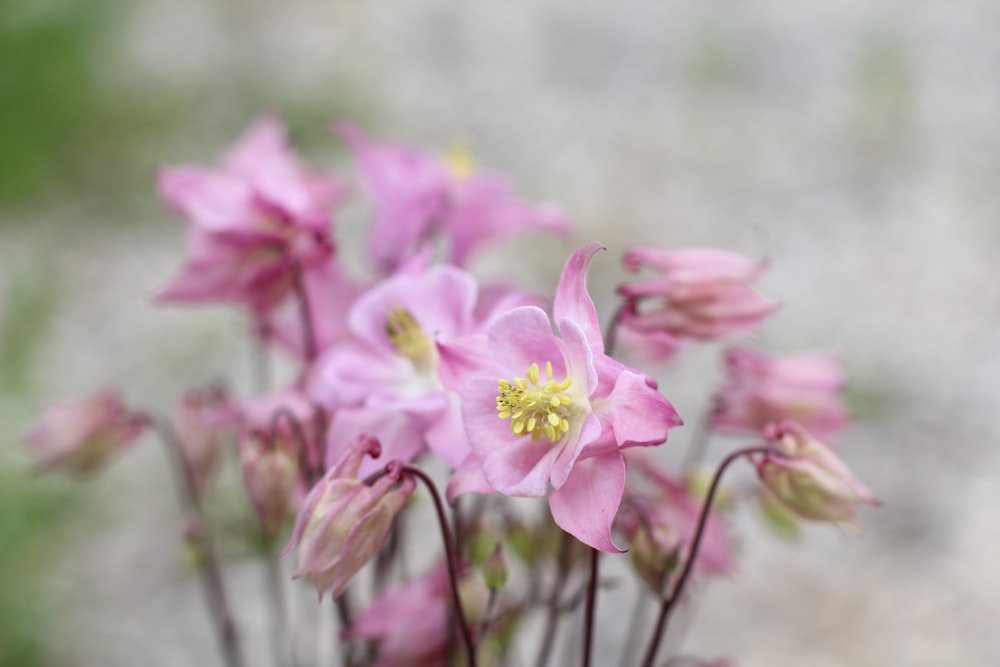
<box><xmin>385</xmin><ymin>309</ymin><xmax>435</xmax><ymax>369</ymax></box>
<box><xmin>496</xmin><ymin>362</ymin><xmax>574</xmax><ymax>442</ymax></box>
<box><xmin>443</xmin><ymin>145</ymin><xmax>476</xmax><ymax>180</ymax></box>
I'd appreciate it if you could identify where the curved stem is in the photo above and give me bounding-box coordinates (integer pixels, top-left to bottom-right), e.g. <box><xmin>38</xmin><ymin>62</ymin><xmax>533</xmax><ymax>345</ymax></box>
<box><xmin>268</xmin><ymin>405</ymin><xmax>321</xmax><ymax>485</ymax></box>
<box><xmin>147</xmin><ymin>414</ymin><xmax>245</xmax><ymax>667</ymax></box>
<box><xmin>582</xmin><ymin>548</ymin><xmax>600</xmax><ymax>667</ymax></box>
<box><xmin>399</xmin><ymin>465</ymin><xmax>477</xmax><ymax>667</ymax></box>
<box><xmin>602</xmin><ymin>303</ymin><xmax>626</xmax><ymax>358</ymax></box>
<box><xmin>639</xmin><ymin>445</ymin><xmax>774</xmax><ymax>667</ymax></box>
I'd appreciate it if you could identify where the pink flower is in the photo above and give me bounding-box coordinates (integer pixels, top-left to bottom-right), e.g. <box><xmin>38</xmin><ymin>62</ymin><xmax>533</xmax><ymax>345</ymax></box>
<box><xmin>752</xmin><ymin>421</ymin><xmax>879</xmax><ymax>525</ymax></box>
<box><xmin>619</xmin><ymin>453</ymin><xmax>734</xmax><ymax>591</ymax></box>
<box><xmin>616</xmin><ymin>247</ymin><xmax>779</xmax><ymax>358</ymax></box>
<box><xmin>713</xmin><ymin>347</ymin><xmax>851</xmax><ymax>438</ymax></box>
<box><xmin>453</xmin><ymin>243</ymin><xmax>682</xmax><ymax>552</ymax></box>
<box><xmin>440</xmin><ymin>149</ymin><xmax>570</xmax><ymax>266</ymax></box>
<box><xmin>281</xmin><ymin>436</ymin><xmax>414</xmax><ymax>600</ymax></box>
<box><xmin>23</xmin><ymin>390</ymin><xmax>147</xmax><ymax>474</ymax></box>
<box><xmin>338</xmin><ymin>123</ymin><xmax>569</xmax><ymax>271</ymax></box>
<box><xmin>310</xmin><ymin>263</ymin><xmax>528</xmax><ymax>473</ymax></box>
<box><xmin>345</xmin><ymin>563</ymin><xmax>452</xmax><ymax>666</ymax></box>
<box><xmin>158</xmin><ymin>117</ymin><xmax>343</xmax><ymax>311</ymax></box>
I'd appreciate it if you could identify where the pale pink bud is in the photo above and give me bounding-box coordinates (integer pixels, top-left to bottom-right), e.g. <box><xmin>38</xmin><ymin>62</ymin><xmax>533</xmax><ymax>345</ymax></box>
<box><xmin>753</xmin><ymin>421</ymin><xmax>879</xmax><ymax>525</ymax></box>
<box><xmin>176</xmin><ymin>386</ymin><xmax>234</xmax><ymax>498</ymax></box>
<box><xmin>240</xmin><ymin>433</ymin><xmax>300</xmax><ymax>540</ymax></box>
<box><xmin>617</xmin><ymin>247</ymin><xmax>779</xmax><ymax>343</ymax></box>
<box><xmin>281</xmin><ymin>436</ymin><xmax>415</xmax><ymax>600</ymax></box>
<box><xmin>713</xmin><ymin>347</ymin><xmax>850</xmax><ymax>438</ymax></box>
<box><xmin>23</xmin><ymin>390</ymin><xmax>147</xmax><ymax>474</ymax></box>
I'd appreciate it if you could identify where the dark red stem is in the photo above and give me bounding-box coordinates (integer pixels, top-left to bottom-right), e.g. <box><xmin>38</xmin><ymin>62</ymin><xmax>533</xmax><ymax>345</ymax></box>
<box><xmin>582</xmin><ymin>547</ymin><xmax>600</xmax><ymax>667</ymax></box>
<box><xmin>399</xmin><ymin>464</ymin><xmax>477</xmax><ymax>667</ymax></box>
<box><xmin>147</xmin><ymin>414</ymin><xmax>245</xmax><ymax>667</ymax></box>
<box><xmin>639</xmin><ymin>445</ymin><xmax>775</xmax><ymax>667</ymax></box>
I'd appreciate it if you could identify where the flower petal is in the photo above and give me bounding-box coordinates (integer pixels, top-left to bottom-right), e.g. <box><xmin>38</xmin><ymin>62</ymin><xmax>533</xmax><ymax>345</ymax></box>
<box><xmin>553</xmin><ymin>242</ymin><xmax>606</xmax><ymax>352</ymax></box>
<box><xmin>549</xmin><ymin>451</ymin><xmax>627</xmax><ymax>553</ymax></box>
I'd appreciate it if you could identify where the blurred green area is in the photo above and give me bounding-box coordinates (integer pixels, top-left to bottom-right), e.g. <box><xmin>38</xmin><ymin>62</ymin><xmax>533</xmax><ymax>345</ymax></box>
<box><xmin>0</xmin><ymin>264</ymin><xmax>76</xmax><ymax>667</ymax></box>
<box><xmin>0</xmin><ymin>0</ymin><xmax>168</xmax><ymax>216</ymax></box>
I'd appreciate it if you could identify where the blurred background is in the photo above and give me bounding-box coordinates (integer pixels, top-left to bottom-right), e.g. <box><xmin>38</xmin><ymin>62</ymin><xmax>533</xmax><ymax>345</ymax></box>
<box><xmin>2</xmin><ymin>0</ymin><xmax>998</xmax><ymax>665</ymax></box>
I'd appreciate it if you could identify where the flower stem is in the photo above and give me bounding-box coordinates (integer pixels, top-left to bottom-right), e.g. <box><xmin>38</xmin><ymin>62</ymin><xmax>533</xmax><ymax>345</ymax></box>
<box><xmin>639</xmin><ymin>445</ymin><xmax>773</xmax><ymax>667</ymax></box>
<box><xmin>291</xmin><ymin>263</ymin><xmax>319</xmax><ymax>364</ymax></box>
<box><xmin>148</xmin><ymin>414</ymin><xmax>245</xmax><ymax>667</ymax></box>
<box><xmin>399</xmin><ymin>465</ymin><xmax>477</xmax><ymax>667</ymax></box>
<box><xmin>582</xmin><ymin>547</ymin><xmax>600</xmax><ymax>667</ymax></box>
<box><xmin>263</xmin><ymin>541</ymin><xmax>293</xmax><ymax>667</ymax></box>
<box><xmin>533</xmin><ymin>529</ymin><xmax>573</xmax><ymax>667</ymax></box>
<box><xmin>602</xmin><ymin>303</ymin><xmax>626</xmax><ymax>358</ymax></box>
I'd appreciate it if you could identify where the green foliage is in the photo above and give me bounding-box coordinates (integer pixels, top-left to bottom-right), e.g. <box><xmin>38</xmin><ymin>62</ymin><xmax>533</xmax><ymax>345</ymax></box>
<box><xmin>0</xmin><ymin>0</ymin><xmax>167</xmax><ymax>213</ymax></box>
<box><xmin>0</xmin><ymin>264</ymin><xmax>59</xmax><ymax>395</ymax></box>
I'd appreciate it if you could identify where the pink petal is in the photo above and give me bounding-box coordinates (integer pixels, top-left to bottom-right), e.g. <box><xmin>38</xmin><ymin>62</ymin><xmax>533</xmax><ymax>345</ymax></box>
<box><xmin>603</xmin><ymin>369</ymin><xmax>683</xmax><ymax>448</ymax></box>
<box><xmin>553</xmin><ymin>242</ymin><xmax>606</xmax><ymax>352</ymax></box>
<box><xmin>548</xmin><ymin>451</ymin><xmax>627</xmax><ymax>553</ymax></box>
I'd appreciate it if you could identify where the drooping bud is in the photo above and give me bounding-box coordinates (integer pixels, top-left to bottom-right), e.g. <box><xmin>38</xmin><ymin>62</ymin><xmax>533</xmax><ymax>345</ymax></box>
<box><xmin>753</xmin><ymin>421</ymin><xmax>880</xmax><ymax>525</ymax></box>
<box><xmin>23</xmin><ymin>390</ymin><xmax>148</xmax><ymax>475</ymax></box>
<box><xmin>281</xmin><ymin>436</ymin><xmax>415</xmax><ymax>600</ymax></box>
<box><xmin>175</xmin><ymin>385</ymin><xmax>234</xmax><ymax>498</ymax></box>
<box><xmin>482</xmin><ymin>542</ymin><xmax>508</xmax><ymax>592</ymax></box>
<box><xmin>240</xmin><ymin>432</ymin><xmax>299</xmax><ymax>540</ymax></box>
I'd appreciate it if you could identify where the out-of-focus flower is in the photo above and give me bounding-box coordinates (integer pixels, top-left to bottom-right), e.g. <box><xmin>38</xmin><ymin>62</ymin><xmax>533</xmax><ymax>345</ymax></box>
<box><xmin>452</xmin><ymin>243</ymin><xmax>682</xmax><ymax>552</ymax></box>
<box><xmin>158</xmin><ymin>117</ymin><xmax>343</xmax><ymax>311</ymax></box>
<box><xmin>338</xmin><ymin>123</ymin><xmax>569</xmax><ymax>272</ymax></box>
<box><xmin>615</xmin><ymin>248</ymin><xmax>779</xmax><ymax>361</ymax></box>
<box><xmin>752</xmin><ymin>421</ymin><xmax>879</xmax><ymax>525</ymax></box>
<box><xmin>23</xmin><ymin>390</ymin><xmax>147</xmax><ymax>474</ymax></box>
<box><xmin>310</xmin><ymin>262</ymin><xmax>535</xmax><ymax>475</ymax></box>
<box><xmin>345</xmin><ymin>562</ymin><xmax>478</xmax><ymax>667</ymax></box>
<box><xmin>175</xmin><ymin>386</ymin><xmax>234</xmax><ymax>498</ymax></box>
<box><xmin>440</xmin><ymin>146</ymin><xmax>570</xmax><ymax>267</ymax></box>
<box><xmin>713</xmin><ymin>347</ymin><xmax>850</xmax><ymax>438</ymax></box>
<box><xmin>282</xmin><ymin>436</ymin><xmax>414</xmax><ymax>600</ymax></box>
<box><xmin>619</xmin><ymin>453</ymin><xmax>734</xmax><ymax>592</ymax></box>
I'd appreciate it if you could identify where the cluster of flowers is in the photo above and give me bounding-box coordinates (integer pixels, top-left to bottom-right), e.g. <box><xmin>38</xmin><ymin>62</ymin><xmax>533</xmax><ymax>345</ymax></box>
<box><xmin>24</xmin><ymin>118</ymin><xmax>879</xmax><ymax>667</ymax></box>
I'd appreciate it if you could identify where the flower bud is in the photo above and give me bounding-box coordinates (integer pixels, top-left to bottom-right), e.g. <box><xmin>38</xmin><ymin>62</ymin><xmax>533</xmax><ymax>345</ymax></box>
<box><xmin>482</xmin><ymin>542</ymin><xmax>508</xmax><ymax>592</ymax></box>
<box><xmin>23</xmin><ymin>390</ymin><xmax>147</xmax><ymax>474</ymax></box>
<box><xmin>282</xmin><ymin>436</ymin><xmax>415</xmax><ymax>600</ymax></box>
<box><xmin>753</xmin><ymin>421</ymin><xmax>879</xmax><ymax>525</ymax></box>
<box><xmin>176</xmin><ymin>386</ymin><xmax>233</xmax><ymax>498</ymax></box>
<box><xmin>240</xmin><ymin>433</ymin><xmax>299</xmax><ymax>540</ymax></box>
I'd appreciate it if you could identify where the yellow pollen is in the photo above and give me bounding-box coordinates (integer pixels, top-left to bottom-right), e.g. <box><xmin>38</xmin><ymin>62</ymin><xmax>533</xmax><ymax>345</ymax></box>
<box><xmin>443</xmin><ymin>145</ymin><xmax>476</xmax><ymax>180</ymax></box>
<box><xmin>497</xmin><ymin>362</ymin><xmax>574</xmax><ymax>442</ymax></box>
<box><xmin>385</xmin><ymin>309</ymin><xmax>434</xmax><ymax>364</ymax></box>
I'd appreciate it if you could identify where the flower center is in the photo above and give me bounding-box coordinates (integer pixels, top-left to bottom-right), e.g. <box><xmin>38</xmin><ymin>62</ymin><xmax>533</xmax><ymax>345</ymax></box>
<box><xmin>496</xmin><ymin>361</ymin><xmax>574</xmax><ymax>442</ymax></box>
<box><xmin>385</xmin><ymin>309</ymin><xmax>435</xmax><ymax>370</ymax></box>
<box><xmin>443</xmin><ymin>145</ymin><xmax>476</xmax><ymax>180</ymax></box>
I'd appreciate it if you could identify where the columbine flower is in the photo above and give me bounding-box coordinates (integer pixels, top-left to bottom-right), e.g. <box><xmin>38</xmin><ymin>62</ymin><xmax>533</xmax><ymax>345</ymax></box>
<box><xmin>23</xmin><ymin>390</ymin><xmax>147</xmax><ymax>474</ymax></box>
<box><xmin>282</xmin><ymin>436</ymin><xmax>414</xmax><ymax>600</ymax></box>
<box><xmin>615</xmin><ymin>247</ymin><xmax>779</xmax><ymax>360</ymax></box>
<box><xmin>713</xmin><ymin>347</ymin><xmax>851</xmax><ymax>438</ymax></box>
<box><xmin>338</xmin><ymin>123</ymin><xmax>569</xmax><ymax>272</ymax></box>
<box><xmin>454</xmin><ymin>243</ymin><xmax>682</xmax><ymax>552</ymax></box>
<box><xmin>344</xmin><ymin>562</ymin><xmax>480</xmax><ymax>667</ymax></box>
<box><xmin>310</xmin><ymin>262</ymin><xmax>533</xmax><ymax>474</ymax></box>
<box><xmin>752</xmin><ymin>421</ymin><xmax>879</xmax><ymax>525</ymax></box>
<box><xmin>158</xmin><ymin>117</ymin><xmax>343</xmax><ymax>311</ymax></box>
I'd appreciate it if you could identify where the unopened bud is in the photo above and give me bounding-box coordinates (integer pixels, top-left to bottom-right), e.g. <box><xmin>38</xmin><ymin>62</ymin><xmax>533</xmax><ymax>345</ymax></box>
<box><xmin>482</xmin><ymin>543</ymin><xmax>508</xmax><ymax>591</ymax></box>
